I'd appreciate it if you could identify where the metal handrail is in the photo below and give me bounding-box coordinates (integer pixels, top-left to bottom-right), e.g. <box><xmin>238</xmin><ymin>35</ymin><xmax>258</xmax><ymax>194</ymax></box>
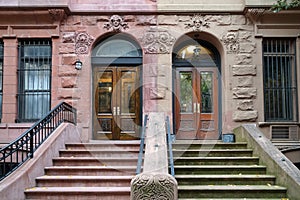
<box><xmin>166</xmin><ymin>116</ymin><xmax>175</xmax><ymax>177</ymax></box>
<box><xmin>0</xmin><ymin>102</ymin><xmax>77</xmax><ymax>181</ymax></box>
<box><xmin>136</xmin><ymin>114</ymin><xmax>148</xmax><ymax>175</ymax></box>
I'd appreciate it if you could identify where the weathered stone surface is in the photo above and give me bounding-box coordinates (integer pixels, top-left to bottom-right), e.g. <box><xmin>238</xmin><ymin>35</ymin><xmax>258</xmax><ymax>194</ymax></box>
<box><xmin>232</xmin><ymin>65</ymin><xmax>256</xmax><ymax>76</ymax></box>
<box><xmin>233</xmin><ymin>87</ymin><xmax>257</xmax><ymax>99</ymax></box>
<box><xmin>58</xmin><ymin>88</ymin><xmax>81</xmax><ymax>99</ymax></box>
<box><xmin>237</xmin><ymin>100</ymin><xmax>254</xmax><ymax>111</ymax></box>
<box><xmin>233</xmin><ymin>110</ymin><xmax>258</xmax><ymax>121</ymax></box>
<box><xmin>150</xmin><ymin>87</ymin><xmax>166</xmax><ymax>99</ymax></box>
<box><xmin>216</xmin><ymin>15</ymin><xmax>231</xmax><ymax>25</ymax></box>
<box><xmin>59</xmin><ymin>43</ymin><xmax>75</xmax><ymax>54</ymax></box>
<box><xmin>81</xmin><ymin>16</ymin><xmax>98</xmax><ymax>26</ymax></box>
<box><xmin>62</xmin><ymin>32</ymin><xmax>76</xmax><ymax>43</ymax></box>
<box><xmin>239</xmin><ymin>42</ymin><xmax>256</xmax><ymax>53</ymax></box>
<box><xmin>239</xmin><ymin>31</ymin><xmax>252</xmax><ymax>42</ymax></box>
<box><xmin>235</xmin><ymin>54</ymin><xmax>252</xmax><ymax>64</ymax></box>
<box><xmin>237</xmin><ymin>76</ymin><xmax>253</xmax><ymax>87</ymax></box>
<box><xmin>136</xmin><ymin>15</ymin><xmax>157</xmax><ymax>25</ymax></box>
<box><xmin>158</xmin><ymin>15</ymin><xmax>178</xmax><ymax>25</ymax></box>
<box><xmin>232</xmin><ymin>15</ymin><xmax>246</xmax><ymax>25</ymax></box>
<box><xmin>62</xmin><ymin>55</ymin><xmax>76</xmax><ymax>65</ymax></box>
<box><xmin>61</xmin><ymin>76</ymin><xmax>77</xmax><ymax>88</ymax></box>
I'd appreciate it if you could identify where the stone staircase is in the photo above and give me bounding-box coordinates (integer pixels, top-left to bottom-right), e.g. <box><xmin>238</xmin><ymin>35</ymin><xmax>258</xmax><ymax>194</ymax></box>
<box><xmin>172</xmin><ymin>140</ymin><xmax>288</xmax><ymax>199</ymax></box>
<box><xmin>25</xmin><ymin>140</ymin><xmax>140</xmax><ymax>200</ymax></box>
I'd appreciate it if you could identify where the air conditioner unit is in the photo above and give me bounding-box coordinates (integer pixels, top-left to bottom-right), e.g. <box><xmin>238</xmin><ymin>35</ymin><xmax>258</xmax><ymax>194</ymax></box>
<box><xmin>271</xmin><ymin>125</ymin><xmax>299</xmax><ymax>141</ymax></box>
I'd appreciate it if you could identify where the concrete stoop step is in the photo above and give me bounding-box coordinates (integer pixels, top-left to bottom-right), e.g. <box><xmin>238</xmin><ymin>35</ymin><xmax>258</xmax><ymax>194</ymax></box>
<box><xmin>173</xmin><ymin>140</ymin><xmax>288</xmax><ymax>199</ymax></box>
<box><xmin>24</xmin><ymin>140</ymin><xmax>141</xmax><ymax>200</ymax></box>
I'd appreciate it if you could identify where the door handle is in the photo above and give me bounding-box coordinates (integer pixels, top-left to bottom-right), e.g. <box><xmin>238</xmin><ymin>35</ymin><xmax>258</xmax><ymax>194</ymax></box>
<box><xmin>117</xmin><ymin>107</ymin><xmax>120</xmax><ymax>115</ymax></box>
<box><xmin>193</xmin><ymin>103</ymin><xmax>197</xmax><ymax>113</ymax></box>
<box><xmin>197</xmin><ymin>103</ymin><xmax>200</xmax><ymax>113</ymax></box>
<box><xmin>113</xmin><ymin>107</ymin><xmax>116</xmax><ymax>116</ymax></box>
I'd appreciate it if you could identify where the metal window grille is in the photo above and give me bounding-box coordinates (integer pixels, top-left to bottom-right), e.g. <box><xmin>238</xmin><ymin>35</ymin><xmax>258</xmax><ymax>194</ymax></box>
<box><xmin>0</xmin><ymin>41</ymin><xmax>3</xmax><ymax>121</ymax></box>
<box><xmin>17</xmin><ymin>40</ymin><xmax>52</xmax><ymax>122</ymax></box>
<box><xmin>263</xmin><ymin>38</ymin><xmax>298</xmax><ymax>121</ymax></box>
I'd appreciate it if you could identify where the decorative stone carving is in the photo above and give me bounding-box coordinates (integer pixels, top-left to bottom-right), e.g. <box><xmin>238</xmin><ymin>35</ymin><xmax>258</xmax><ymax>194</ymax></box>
<box><xmin>185</xmin><ymin>14</ymin><xmax>210</xmax><ymax>31</ymax></box>
<box><xmin>48</xmin><ymin>9</ymin><xmax>66</xmax><ymax>22</ymax></box>
<box><xmin>140</xmin><ymin>27</ymin><xmax>175</xmax><ymax>54</ymax></box>
<box><xmin>233</xmin><ymin>110</ymin><xmax>258</xmax><ymax>122</ymax></box>
<box><xmin>232</xmin><ymin>65</ymin><xmax>256</xmax><ymax>76</ymax></box>
<box><xmin>75</xmin><ymin>32</ymin><xmax>94</xmax><ymax>54</ymax></box>
<box><xmin>131</xmin><ymin>173</ymin><xmax>177</xmax><ymax>200</ymax></box>
<box><xmin>104</xmin><ymin>15</ymin><xmax>129</xmax><ymax>32</ymax></box>
<box><xmin>221</xmin><ymin>31</ymin><xmax>239</xmax><ymax>54</ymax></box>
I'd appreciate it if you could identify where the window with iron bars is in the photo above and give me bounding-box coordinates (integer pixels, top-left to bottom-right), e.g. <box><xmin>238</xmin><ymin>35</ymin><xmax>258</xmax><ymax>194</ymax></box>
<box><xmin>263</xmin><ymin>38</ymin><xmax>298</xmax><ymax>122</ymax></box>
<box><xmin>17</xmin><ymin>40</ymin><xmax>52</xmax><ymax>122</ymax></box>
<box><xmin>0</xmin><ymin>41</ymin><xmax>3</xmax><ymax>122</ymax></box>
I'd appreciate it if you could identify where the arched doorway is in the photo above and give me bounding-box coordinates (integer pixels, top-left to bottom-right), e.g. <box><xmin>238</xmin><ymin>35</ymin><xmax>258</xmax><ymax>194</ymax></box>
<box><xmin>91</xmin><ymin>34</ymin><xmax>142</xmax><ymax>140</ymax></box>
<box><xmin>173</xmin><ymin>37</ymin><xmax>221</xmax><ymax>140</ymax></box>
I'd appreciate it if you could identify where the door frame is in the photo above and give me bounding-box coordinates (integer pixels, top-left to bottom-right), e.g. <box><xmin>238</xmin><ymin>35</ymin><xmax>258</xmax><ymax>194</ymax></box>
<box><xmin>92</xmin><ymin>65</ymin><xmax>143</xmax><ymax>140</ymax></box>
<box><xmin>172</xmin><ymin>39</ymin><xmax>222</xmax><ymax>140</ymax></box>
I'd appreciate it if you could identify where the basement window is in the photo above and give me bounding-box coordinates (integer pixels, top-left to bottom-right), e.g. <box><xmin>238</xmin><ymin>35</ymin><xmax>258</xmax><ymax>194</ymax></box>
<box><xmin>17</xmin><ymin>39</ymin><xmax>52</xmax><ymax>122</ymax></box>
<box><xmin>263</xmin><ymin>38</ymin><xmax>298</xmax><ymax>122</ymax></box>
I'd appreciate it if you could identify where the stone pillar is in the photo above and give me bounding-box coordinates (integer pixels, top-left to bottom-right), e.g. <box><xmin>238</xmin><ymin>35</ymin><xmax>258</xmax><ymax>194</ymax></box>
<box><xmin>2</xmin><ymin>37</ymin><xmax>18</xmax><ymax>123</ymax></box>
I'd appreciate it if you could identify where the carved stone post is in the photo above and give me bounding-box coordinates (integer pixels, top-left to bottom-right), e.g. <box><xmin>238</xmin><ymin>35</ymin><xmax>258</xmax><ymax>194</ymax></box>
<box><xmin>130</xmin><ymin>112</ymin><xmax>178</xmax><ymax>199</ymax></box>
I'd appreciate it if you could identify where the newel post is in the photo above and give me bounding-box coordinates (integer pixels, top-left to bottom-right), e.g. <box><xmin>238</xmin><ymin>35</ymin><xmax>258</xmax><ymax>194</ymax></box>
<box><xmin>130</xmin><ymin>112</ymin><xmax>178</xmax><ymax>199</ymax></box>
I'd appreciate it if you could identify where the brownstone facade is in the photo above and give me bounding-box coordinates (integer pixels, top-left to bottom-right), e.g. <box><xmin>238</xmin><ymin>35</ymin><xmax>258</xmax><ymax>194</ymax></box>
<box><xmin>0</xmin><ymin>1</ymin><xmax>299</xmax><ymax>145</ymax></box>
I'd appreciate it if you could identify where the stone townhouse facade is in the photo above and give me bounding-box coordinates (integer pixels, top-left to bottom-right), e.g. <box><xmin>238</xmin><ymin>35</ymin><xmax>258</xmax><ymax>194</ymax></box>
<box><xmin>0</xmin><ymin>0</ymin><xmax>299</xmax><ymax>155</ymax></box>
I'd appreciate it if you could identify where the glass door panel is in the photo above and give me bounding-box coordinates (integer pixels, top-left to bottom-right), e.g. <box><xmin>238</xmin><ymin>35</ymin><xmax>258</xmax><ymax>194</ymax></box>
<box><xmin>98</xmin><ymin>71</ymin><xmax>113</xmax><ymax>114</ymax></box>
<box><xmin>180</xmin><ymin>72</ymin><xmax>193</xmax><ymax>113</ymax></box>
<box><xmin>93</xmin><ymin>67</ymin><xmax>141</xmax><ymax>140</ymax></box>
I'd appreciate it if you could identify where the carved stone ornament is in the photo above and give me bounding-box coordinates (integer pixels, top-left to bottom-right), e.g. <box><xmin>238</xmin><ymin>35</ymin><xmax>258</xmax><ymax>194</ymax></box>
<box><xmin>48</xmin><ymin>9</ymin><xmax>66</xmax><ymax>22</ymax></box>
<box><xmin>104</xmin><ymin>15</ymin><xmax>129</xmax><ymax>32</ymax></box>
<box><xmin>131</xmin><ymin>173</ymin><xmax>177</xmax><ymax>200</ymax></box>
<box><xmin>221</xmin><ymin>31</ymin><xmax>240</xmax><ymax>53</ymax></box>
<box><xmin>140</xmin><ymin>27</ymin><xmax>175</xmax><ymax>54</ymax></box>
<box><xmin>185</xmin><ymin>14</ymin><xmax>210</xmax><ymax>31</ymax></box>
<box><xmin>75</xmin><ymin>32</ymin><xmax>94</xmax><ymax>54</ymax></box>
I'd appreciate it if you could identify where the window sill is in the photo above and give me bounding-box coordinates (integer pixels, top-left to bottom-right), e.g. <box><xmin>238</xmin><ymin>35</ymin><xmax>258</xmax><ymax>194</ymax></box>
<box><xmin>258</xmin><ymin>121</ymin><xmax>300</xmax><ymax>127</ymax></box>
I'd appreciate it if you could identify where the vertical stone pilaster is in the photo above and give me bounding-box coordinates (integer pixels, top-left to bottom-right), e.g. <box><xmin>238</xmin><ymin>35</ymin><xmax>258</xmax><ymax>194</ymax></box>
<box><xmin>2</xmin><ymin>37</ymin><xmax>18</xmax><ymax>123</ymax></box>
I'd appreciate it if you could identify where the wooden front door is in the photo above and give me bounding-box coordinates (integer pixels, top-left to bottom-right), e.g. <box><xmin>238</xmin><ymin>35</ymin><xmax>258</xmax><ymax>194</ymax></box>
<box><xmin>174</xmin><ymin>67</ymin><xmax>219</xmax><ymax>139</ymax></box>
<box><xmin>93</xmin><ymin>66</ymin><xmax>141</xmax><ymax>140</ymax></box>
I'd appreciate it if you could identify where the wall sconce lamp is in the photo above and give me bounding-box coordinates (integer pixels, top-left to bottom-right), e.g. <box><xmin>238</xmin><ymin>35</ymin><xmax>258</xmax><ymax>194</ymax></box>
<box><xmin>75</xmin><ymin>59</ymin><xmax>83</xmax><ymax>70</ymax></box>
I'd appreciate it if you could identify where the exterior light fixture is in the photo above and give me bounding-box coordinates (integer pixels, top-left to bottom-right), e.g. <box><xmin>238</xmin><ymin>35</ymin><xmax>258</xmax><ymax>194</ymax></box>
<box><xmin>75</xmin><ymin>59</ymin><xmax>83</xmax><ymax>70</ymax></box>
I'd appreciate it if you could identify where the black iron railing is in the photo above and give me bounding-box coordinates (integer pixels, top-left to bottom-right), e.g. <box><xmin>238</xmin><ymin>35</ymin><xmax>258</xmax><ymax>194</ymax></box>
<box><xmin>136</xmin><ymin>114</ymin><xmax>148</xmax><ymax>175</ymax></box>
<box><xmin>166</xmin><ymin>116</ymin><xmax>175</xmax><ymax>177</ymax></box>
<box><xmin>0</xmin><ymin>102</ymin><xmax>76</xmax><ymax>181</ymax></box>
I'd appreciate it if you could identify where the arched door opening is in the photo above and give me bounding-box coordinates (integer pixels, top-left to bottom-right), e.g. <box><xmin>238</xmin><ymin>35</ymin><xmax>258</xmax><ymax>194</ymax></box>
<box><xmin>173</xmin><ymin>37</ymin><xmax>221</xmax><ymax>140</ymax></box>
<box><xmin>91</xmin><ymin>34</ymin><xmax>142</xmax><ymax>140</ymax></box>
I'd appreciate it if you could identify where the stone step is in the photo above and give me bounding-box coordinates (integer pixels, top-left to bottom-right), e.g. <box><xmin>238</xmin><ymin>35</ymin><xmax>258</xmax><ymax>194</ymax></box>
<box><xmin>174</xmin><ymin>157</ymin><xmax>259</xmax><ymax>165</ymax></box>
<box><xmin>45</xmin><ymin>166</ymin><xmax>137</xmax><ymax>176</ymax></box>
<box><xmin>173</xmin><ymin>165</ymin><xmax>267</xmax><ymax>175</ymax></box>
<box><xmin>53</xmin><ymin>157</ymin><xmax>138</xmax><ymax>166</ymax></box>
<box><xmin>173</xmin><ymin>149</ymin><xmax>253</xmax><ymax>157</ymax></box>
<box><xmin>178</xmin><ymin>185</ymin><xmax>287</xmax><ymax>198</ymax></box>
<box><xmin>59</xmin><ymin>149</ymin><xmax>140</xmax><ymax>157</ymax></box>
<box><xmin>175</xmin><ymin>174</ymin><xmax>276</xmax><ymax>185</ymax></box>
<box><xmin>65</xmin><ymin>142</ymin><xmax>141</xmax><ymax>151</ymax></box>
<box><xmin>25</xmin><ymin>186</ymin><xmax>130</xmax><ymax>200</ymax></box>
<box><xmin>36</xmin><ymin>175</ymin><xmax>133</xmax><ymax>187</ymax></box>
<box><xmin>172</xmin><ymin>142</ymin><xmax>248</xmax><ymax>150</ymax></box>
